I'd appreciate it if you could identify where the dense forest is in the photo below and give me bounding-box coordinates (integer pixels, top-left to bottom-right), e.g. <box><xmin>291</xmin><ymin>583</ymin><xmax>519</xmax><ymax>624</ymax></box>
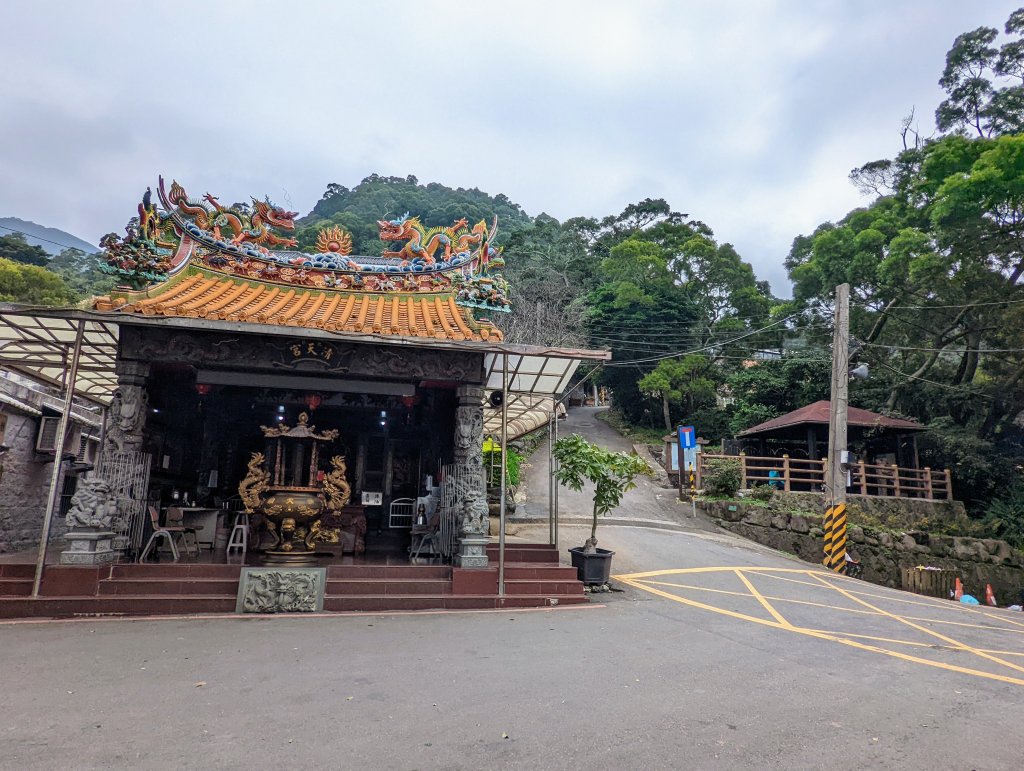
<box><xmin>2</xmin><ymin>11</ymin><xmax>1022</xmax><ymax>530</ymax></box>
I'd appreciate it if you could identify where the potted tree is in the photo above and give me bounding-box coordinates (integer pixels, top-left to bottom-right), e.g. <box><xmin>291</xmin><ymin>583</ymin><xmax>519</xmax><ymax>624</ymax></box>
<box><xmin>553</xmin><ymin>433</ymin><xmax>652</xmax><ymax>585</ymax></box>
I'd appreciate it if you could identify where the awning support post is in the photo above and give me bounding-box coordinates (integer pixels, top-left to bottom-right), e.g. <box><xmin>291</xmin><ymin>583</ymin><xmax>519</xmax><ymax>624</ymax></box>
<box><xmin>547</xmin><ymin>411</ymin><xmax>554</xmax><ymax>546</ymax></box>
<box><xmin>498</xmin><ymin>353</ymin><xmax>508</xmax><ymax>598</ymax></box>
<box><xmin>32</xmin><ymin>320</ymin><xmax>86</xmax><ymax>597</ymax></box>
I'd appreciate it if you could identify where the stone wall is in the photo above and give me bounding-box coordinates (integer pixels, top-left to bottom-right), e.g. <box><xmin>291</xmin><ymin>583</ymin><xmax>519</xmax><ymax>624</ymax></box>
<box><xmin>0</xmin><ymin>412</ymin><xmax>66</xmax><ymax>553</ymax></box>
<box><xmin>699</xmin><ymin>497</ymin><xmax>1024</xmax><ymax>603</ymax></box>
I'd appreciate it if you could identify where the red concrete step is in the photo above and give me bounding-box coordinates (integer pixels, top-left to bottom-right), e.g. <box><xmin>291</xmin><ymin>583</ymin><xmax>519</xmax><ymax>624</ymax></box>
<box><xmin>322</xmin><ymin>593</ymin><xmax>590</xmax><ymax>612</ymax></box>
<box><xmin>326</xmin><ymin>579</ymin><xmax>451</xmax><ymax>596</ymax></box>
<box><xmin>0</xmin><ymin>577</ymin><xmax>32</xmax><ymax>597</ymax></box>
<box><xmin>503</xmin><ymin>579</ymin><xmax>586</xmax><ymax>596</ymax></box>
<box><xmin>98</xmin><ymin>578</ymin><xmax>239</xmax><ymax>597</ymax></box>
<box><xmin>503</xmin><ymin>564</ymin><xmax>579</xmax><ymax>580</ymax></box>
<box><xmin>0</xmin><ymin>595</ymin><xmax>236</xmax><ymax>619</ymax></box>
<box><xmin>486</xmin><ymin>546</ymin><xmax>559</xmax><ymax>563</ymax></box>
<box><xmin>326</xmin><ymin>565</ymin><xmax>450</xmax><ymax>580</ymax></box>
<box><xmin>111</xmin><ymin>564</ymin><xmax>243</xmax><ymax>579</ymax></box>
<box><xmin>0</xmin><ymin>564</ymin><xmax>35</xmax><ymax>578</ymax></box>
<box><xmin>323</xmin><ymin>595</ymin><xmax>448</xmax><ymax>612</ymax></box>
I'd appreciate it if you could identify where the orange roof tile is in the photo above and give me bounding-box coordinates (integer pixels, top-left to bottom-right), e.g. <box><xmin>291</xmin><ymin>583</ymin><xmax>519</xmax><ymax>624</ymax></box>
<box><xmin>95</xmin><ymin>273</ymin><xmax>503</xmax><ymax>343</ymax></box>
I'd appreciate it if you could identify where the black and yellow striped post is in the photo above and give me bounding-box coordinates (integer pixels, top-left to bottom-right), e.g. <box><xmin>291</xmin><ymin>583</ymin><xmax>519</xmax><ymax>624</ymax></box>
<box><xmin>822</xmin><ymin>503</ymin><xmax>847</xmax><ymax>574</ymax></box>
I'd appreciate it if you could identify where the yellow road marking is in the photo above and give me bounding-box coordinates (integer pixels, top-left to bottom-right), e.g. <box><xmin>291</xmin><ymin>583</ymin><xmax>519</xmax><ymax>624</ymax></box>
<box><xmin>809</xmin><ymin>573</ymin><xmax>1024</xmax><ymax>677</ymax></box>
<box><xmin>744</xmin><ymin>569</ymin><xmax>1024</xmax><ymax>631</ymax></box>
<box><xmin>734</xmin><ymin>569</ymin><xmax>792</xmax><ymax>628</ymax></box>
<box><xmin>983</xmin><ymin>611</ymin><xmax>1024</xmax><ymax>630</ymax></box>
<box><xmin>618</xmin><ymin>576</ymin><xmax>1024</xmax><ymax>688</ymax></box>
<box><xmin>635</xmin><ymin>578</ymin><xmax>1024</xmax><ymax>635</ymax></box>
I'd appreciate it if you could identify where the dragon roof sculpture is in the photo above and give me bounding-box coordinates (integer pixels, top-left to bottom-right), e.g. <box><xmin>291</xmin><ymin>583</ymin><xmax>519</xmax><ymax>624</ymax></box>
<box><xmin>92</xmin><ymin>177</ymin><xmax>511</xmax><ymax>342</ymax></box>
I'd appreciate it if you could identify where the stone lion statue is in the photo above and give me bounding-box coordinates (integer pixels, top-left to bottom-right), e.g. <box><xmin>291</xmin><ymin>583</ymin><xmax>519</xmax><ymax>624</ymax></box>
<box><xmin>65</xmin><ymin>477</ymin><xmax>118</xmax><ymax>530</ymax></box>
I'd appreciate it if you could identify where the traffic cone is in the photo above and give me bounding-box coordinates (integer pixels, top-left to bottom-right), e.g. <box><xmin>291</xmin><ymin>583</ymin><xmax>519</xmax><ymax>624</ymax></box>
<box><xmin>954</xmin><ymin>577</ymin><xmax>964</xmax><ymax>600</ymax></box>
<box><xmin>985</xmin><ymin>584</ymin><xmax>998</xmax><ymax>606</ymax></box>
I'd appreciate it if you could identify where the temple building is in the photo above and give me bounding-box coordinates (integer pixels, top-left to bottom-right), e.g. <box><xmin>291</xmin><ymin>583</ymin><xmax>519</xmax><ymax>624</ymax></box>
<box><xmin>0</xmin><ymin>177</ymin><xmax>607</xmax><ymax>616</ymax></box>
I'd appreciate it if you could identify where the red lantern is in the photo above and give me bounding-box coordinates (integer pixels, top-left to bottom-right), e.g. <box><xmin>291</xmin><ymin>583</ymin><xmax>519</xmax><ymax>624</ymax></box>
<box><xmin>195</xmin><ymin>383</ymin><xmax>212</xmax><ymax>396</ymax></box>
<box><xmin>304</xmin><ymin>393</ymin><xmax>323</xmax><ymax>412</ymax></box>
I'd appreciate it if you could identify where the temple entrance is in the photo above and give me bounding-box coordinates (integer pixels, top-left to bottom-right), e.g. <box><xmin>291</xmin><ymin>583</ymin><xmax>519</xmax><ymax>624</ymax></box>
<box><xmin>141</xmin><ymin>363</ymin><xmax>456</xmax><ymax>559</ymax></box>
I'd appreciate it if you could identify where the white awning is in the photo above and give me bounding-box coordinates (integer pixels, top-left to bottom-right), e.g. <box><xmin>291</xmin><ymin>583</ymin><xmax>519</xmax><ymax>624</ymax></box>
<box><xmin>0</xmin><ymin>306</ymin><xmax>610</xmax><ymax>420</ymax></box>
<box><xmin>481</xmin><ymin>348</ymin><xmax>607</xmax><ymax>441</ymax></box>
<box><xmin>0</xmin><ymin>307</ymin><xmax>118</xmax><ymax>403</ymax></box>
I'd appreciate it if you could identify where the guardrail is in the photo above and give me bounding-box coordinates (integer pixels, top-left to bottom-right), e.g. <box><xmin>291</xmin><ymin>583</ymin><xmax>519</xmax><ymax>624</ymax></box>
<box><xmin>698</xmin><ymin>453</ymin><xmax>953</xmax><ymax>500</ymax></box>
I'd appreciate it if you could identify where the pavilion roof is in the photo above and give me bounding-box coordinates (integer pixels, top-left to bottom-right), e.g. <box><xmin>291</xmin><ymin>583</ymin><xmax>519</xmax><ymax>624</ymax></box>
<box><xmin>738</xmin><ymin>400</ymin><xmax>925</xmax><ymax>437</ymax></box>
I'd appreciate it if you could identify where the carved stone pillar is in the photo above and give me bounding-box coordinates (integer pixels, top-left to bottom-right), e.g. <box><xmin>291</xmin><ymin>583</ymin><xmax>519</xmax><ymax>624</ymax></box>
<box><xmin>454</xmin><ymin>385</ymin><xmax>489</xmax><ymax>568</ymax></box>
<box><xmin>104</xmin><ymin>360</ymin><xmax>150</xmax><ymax>457</ymax></box>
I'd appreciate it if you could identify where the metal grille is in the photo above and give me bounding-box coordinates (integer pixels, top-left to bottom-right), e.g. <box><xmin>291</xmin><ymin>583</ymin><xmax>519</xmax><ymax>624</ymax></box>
<box><xmin>99</xmin><ymin>451</ymin><xmax>152</xmax><ymax>558</ymax></box>
<box><xmin>436</xmin><ymin>463</ymin><xmax>485</xmax><ymax>561</ymax></box>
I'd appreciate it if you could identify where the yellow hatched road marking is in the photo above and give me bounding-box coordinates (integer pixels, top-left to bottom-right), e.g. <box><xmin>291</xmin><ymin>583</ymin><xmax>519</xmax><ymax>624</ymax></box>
<box><xmin>808</xmin><ymin>573</ymin><xmax>1024</xmax><ymax>676</ymax></box>
<box><xmin>636</xmin><ymin>578</ymin><xmax>1024</xmax><ymax>635</ymax></box>
<box><xmin>734</xmin><ymin>569</ymin><xmax>792</xmax><ymax>627</ymax></box>
<box><xmin>617</xmin><ymin>575</ymin><xmax>1024</xmax><ymax>688</ymax></box>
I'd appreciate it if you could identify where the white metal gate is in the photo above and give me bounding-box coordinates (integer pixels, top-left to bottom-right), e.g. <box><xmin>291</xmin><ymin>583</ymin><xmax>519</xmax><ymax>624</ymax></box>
<box><xmin>436</xmin><ymin>463</ymin><xmax>485</xmax><ymax>561</ymax></box>
<box><xmin>99</xmin><ymin>451</ymin><xmax>152</xmax><ymax>558</ymax></box>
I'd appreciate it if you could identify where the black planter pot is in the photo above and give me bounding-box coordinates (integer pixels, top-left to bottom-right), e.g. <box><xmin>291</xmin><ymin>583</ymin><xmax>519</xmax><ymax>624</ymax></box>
<box><xmin>568</xmin><ymin>546</ymin><xmax>615</xmax><ymax>586</ymax></box>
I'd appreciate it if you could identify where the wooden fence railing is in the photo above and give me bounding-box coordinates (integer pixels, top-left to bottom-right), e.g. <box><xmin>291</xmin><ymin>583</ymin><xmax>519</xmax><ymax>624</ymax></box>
<box><xmin>697</xmin><ymin>453</ymin><xmax>953</xmax><ymax>501</ymax></box>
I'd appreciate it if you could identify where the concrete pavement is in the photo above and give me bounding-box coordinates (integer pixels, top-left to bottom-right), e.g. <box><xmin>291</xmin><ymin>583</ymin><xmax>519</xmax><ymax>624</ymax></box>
<box><xmin>2</xmin><ymin>407</ymin><xmax>1022</xmax><ymax>769</ymax></box>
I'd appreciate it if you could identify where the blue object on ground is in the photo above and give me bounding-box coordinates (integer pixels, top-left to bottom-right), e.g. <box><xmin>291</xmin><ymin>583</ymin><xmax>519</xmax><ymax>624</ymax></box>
<box><xmin>960</xmin><ymin>594</ymin><xmax>980</xmax><ymax>605</ymax></box>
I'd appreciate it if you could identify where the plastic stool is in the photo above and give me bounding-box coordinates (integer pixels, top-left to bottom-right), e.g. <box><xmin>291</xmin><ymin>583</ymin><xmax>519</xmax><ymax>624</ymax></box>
<box><xmin>227</xmin><ymin>512</ymin><xmax>249</xmax><ymax>555</ymax></box>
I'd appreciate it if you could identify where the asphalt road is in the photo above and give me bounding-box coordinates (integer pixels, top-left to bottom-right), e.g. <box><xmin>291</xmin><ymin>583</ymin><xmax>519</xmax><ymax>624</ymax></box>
<box><xmin>3</xmin><ymin>407</ymin><xmax>1022</xmax><ymax>769</ymax></box>
<box><xmin>3</xmin><ymin>521</ymin><xmax>1023</xmax><ymax>770</ymax></box>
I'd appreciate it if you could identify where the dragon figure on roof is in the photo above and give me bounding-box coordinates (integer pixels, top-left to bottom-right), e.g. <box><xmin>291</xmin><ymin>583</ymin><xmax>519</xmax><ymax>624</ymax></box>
<box><xmin>96</xmin><ymin>176</ymin><xmax>511</xmax><ymax>312</ymax></box>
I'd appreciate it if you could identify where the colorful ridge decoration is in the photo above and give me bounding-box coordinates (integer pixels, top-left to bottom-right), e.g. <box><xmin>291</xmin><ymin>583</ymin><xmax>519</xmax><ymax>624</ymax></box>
<box><xmin>92</xmin><ymin>177</ymin><xmax>512</xmax><ymax>341</ymax></box>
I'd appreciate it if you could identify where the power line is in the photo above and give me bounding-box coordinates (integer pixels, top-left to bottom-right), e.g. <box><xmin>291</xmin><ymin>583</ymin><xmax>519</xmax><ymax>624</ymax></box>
<box><xmin>876</xmin><ymin>361</ymin><xmax>995</xmax><ymax>400</ymax></box>
<box><xmin>604</xmin><ymin>314</ymin><xmax>800</xmax><ymax>367</ymax></box>
<box><xmin>865</xmin><ymin>342</ymin><xmax>1024</xmax><ymax>354</ymax></box>
<box><xmin>854</xmin><ymin>297</ymin><xmax>1024</xmax><ymax>311</ymax></box>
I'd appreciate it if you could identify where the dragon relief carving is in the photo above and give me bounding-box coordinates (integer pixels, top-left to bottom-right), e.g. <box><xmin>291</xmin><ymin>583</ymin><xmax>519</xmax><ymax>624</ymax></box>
<box><xmin>322</xmin><ymin>455</ymin><xmax>352</xmax><ymax>511</ymax></box>
<box><xmin>239</xmin><ymin>452</ymin><xmax>270</xmax><ymax>513</ymax></box>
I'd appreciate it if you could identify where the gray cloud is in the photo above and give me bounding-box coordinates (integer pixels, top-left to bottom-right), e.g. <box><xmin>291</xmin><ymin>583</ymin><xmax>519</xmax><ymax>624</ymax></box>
<box><xmin>0</xmin><ymin>1</ymin><xmax>1018</xmax><ymax>295</ymax></box>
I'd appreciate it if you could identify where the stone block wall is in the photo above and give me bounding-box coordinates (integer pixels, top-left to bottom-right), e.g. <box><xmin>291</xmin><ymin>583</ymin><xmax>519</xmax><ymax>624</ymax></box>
<box><xmin>0</xmin><ymin>412</ymin><xmax>65</xmax><ymax>553</ymax></box>
<box><xmin>699</xmin><ymin>497</ymin><xmax>1024</xmax><ymax>604</ymax></box>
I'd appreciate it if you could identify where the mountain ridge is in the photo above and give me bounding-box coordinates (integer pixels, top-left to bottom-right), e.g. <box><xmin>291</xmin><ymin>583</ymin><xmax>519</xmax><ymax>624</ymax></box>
<box><xmin>0</xmin><ymin>217</ymin><xmax>98</xmax><ymax>255</ymax></box>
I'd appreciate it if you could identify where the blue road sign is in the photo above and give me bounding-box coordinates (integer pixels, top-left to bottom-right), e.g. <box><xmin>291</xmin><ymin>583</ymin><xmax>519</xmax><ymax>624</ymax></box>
<box><xmin>678</xmin><ymin>425</ymin><xmax>696</xmax><ymax>449</ymax></box>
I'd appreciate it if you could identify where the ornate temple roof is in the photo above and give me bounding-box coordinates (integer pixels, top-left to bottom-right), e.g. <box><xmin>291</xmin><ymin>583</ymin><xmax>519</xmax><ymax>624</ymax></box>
<box><xmin>95</xmin><ymin>273</ymin><xmax>501</xmax><ymax>342</ymax></box>
<box><xmin>92</xmin><ymin>177</ymin><xmax>509</xmax><ymax>343</ymax></box>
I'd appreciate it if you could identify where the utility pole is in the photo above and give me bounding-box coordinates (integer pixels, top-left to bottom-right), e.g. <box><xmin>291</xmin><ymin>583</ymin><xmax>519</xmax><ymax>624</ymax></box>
<box><xmin>827</xmin><ymin>283</ymin><xmax>850</xmax><ymax>509</ymax></box>
<box><xmin>824</xmin><ymin>283</ymin><xmax>850</xmax><ymax>572</ymax></box>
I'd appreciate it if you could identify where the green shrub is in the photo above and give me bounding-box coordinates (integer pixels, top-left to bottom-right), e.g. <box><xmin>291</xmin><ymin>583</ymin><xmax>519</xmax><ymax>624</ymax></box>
<box><xmin>979</xmin><ymin>483</ymin><xmax>1024</xmax><ymax>549</ymax></box>
<box><xmin>702</xmin><ymin>458</ymin><xmax>742</xmax><ymax>498</ymax></box>
<box><xmin>748</xmin><ymin>483</ymin><xmax>775</xmax><ymax>502</ymax></box>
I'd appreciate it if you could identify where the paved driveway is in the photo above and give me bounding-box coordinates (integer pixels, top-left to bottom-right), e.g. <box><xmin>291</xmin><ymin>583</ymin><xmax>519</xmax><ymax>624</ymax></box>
<box><xmin>3</xmin><ymin>521</ymin><xmax>1022</xmax><ymax>770</ymax></box>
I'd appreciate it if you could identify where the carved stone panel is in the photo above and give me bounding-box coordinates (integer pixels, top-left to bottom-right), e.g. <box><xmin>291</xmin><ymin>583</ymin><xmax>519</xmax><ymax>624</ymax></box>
<box><xmin>119</xmin><ymin>326</ymin><xmax>485</xmax><ymax>383</ymax></box>
<box><xmin>236</xmin><ymin>567</ymin><xmax>326</xmax><ymax>613</ymax></box>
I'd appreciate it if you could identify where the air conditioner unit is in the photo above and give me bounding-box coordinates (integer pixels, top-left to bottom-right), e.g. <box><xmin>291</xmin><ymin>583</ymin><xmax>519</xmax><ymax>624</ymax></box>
<box><xmin>35</xmin><ymin>417</ymin><xmax>80</xmax><ymax>455</ymax></box>
<box><xmin>35</xmin><ymin>416</ymin><xmax>61</xmax><ymax>453</ymax></box>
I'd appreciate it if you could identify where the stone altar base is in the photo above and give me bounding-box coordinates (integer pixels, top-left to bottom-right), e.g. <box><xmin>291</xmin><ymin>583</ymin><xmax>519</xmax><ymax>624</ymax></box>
<box><xmin>456</xmin><ymin>534</ymin><xmax>490</xmax><ymax>568</ymax></box>
<box><xmin>60</xmin><ymin>530</ymin><xmax>117</xmax><ymax>565</ymax></box>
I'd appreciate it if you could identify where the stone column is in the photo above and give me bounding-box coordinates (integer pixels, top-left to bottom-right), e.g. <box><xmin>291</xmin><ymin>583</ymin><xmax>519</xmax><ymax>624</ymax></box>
<box><xmin>453</xmin><ymin>385</ymin><xmax>489</xmax><ymax>568</ymax></box>
<box><xmin>102</xmin><ymin>360</ymin><xmax>150</xmax><ymax>553</ymax></box>
<box><xmin>103</xmin><ymin>360</ymin><xmax>150</xmax><ymax>457</ymax></box>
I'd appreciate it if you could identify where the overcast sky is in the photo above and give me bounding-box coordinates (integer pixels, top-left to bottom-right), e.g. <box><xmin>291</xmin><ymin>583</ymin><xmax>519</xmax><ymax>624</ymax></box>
<box><xmin>0</xmin><ymin>1</ymin><xmax>1018</xmax><ymax>295</ymax></box>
